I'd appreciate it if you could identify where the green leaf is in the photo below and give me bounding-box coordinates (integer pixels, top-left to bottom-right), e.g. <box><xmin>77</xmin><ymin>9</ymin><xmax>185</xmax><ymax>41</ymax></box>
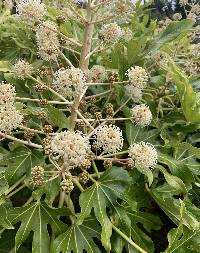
<box><xmin>53</xmin><ymin>218</ymin><xmax>101</xmax><ymax>253</ymax></box>
<box><xmin>46</xmin><ymin>105</ymin><xmax>70</xmax><ymax>129</ymax></box>
<box><xmin>1</xmin><ymin>146</ymin><xmax>44</xmax><ymax>184</ymax></box>
<box><xmin>78</xmin><ymin>167</ymin><xmax>131</xmax><ymax>252</ymax></box>
<box><xmin>169</xmin><ymin>62</ymin><xmax>200</xmax><ymax>123</ymax></box>
<box><xmin>158</xmin><ymin>165</ymin><xmax>187</xmax><ymax>194</ymax></box>
<box><xmin>164</xmin><ymin>201</ymin><xmax>200</xmax><ymax>253</ymax></box>
<box><xmin>0</xmin><ymin>61</ymin><xmax>10</xmax><ymax>72</ymax></box>
<box><xmin>8</xmin><ymin>201</ymin><xmax>69</xmax><ymax>252</ymax></box>
<box><xmin>125</xmin><ymin>122</ymin><xmax>159</xmax><ymax>145</ymax></box>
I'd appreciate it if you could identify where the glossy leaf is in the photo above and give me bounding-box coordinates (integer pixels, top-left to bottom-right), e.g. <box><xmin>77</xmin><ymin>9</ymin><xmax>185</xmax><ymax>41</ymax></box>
<box><xmin>8</xmin><ymin>201</ymin><xmax>69</xmax><ymax>252</ymax></box>
<box><xmin>78</xmin><ymin>167</ymin><xmax>131</xmax><ymax>252</ymax></box>
<box><xmin>53</xmin><ymin>218</ymin><xmax>101</xmax><ymax>253</ymax></box>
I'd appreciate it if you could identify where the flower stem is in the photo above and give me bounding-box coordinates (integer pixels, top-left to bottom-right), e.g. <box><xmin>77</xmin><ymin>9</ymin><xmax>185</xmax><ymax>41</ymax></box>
<box><xmin>5</xmin><ymin>175</ymin><xmax>26</xmax><ymax>195</ymax></box>
<box><xmin>6</xmin><ymin>184</ymin><xmax>26</xmax><ymax>199</ymax></box>
<box><xmin>112</xmin><ymin>224</ymin><xmax>147</xmax><ymax>253</ymax></box>
<box><xmin>92</xmin><ymin>161</ymin><xmax>100</xmax><ymax>178</ymax></box>
<box><xmin>58</xmin><ymin>191</ymin><xmax>66</xmax><ymax>208</ymax></box>
<box><xmin>0</xmin><ymin>132</ymin><xmax>43</xmax><ymax>149</ymax></box>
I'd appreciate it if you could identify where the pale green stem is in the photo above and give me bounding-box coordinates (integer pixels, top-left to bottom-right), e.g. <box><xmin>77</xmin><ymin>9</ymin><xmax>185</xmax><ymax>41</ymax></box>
<box><xmin>5</xmin><ymin>175</ymin><xmax>26</xmax><ymax>195</ymax></box>
<box><xmin>58</xmin><ymin>191</ymin><xmax>66</xmax><ymax>208</ymax></box>
<box><xmin>92</xmin><ymin>161</ymin><xmax>100</xmax><ymax>178</ymax></box>
<box><xmin>0</xmin><ymin>132</ymin><xmax>43</xmax><ymax>149</ymax></box>
<box><xmin>6</xmin><ymin>184</ymin><xmax>26</xmax><ymax>199</ymax></box>
<box><xmin>112</xmin><ymin>224</ymin><xmax>148</xmax><ymax>253</ymax></box>
<box><xmin>72</xmin><ymin>178</ymin><xmax>84</xmax><ymax>192</ymax></box>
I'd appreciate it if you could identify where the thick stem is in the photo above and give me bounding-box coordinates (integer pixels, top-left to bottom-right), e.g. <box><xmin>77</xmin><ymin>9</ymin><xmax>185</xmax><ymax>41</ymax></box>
<box><xmin>5</xmin><ymin>175</ymin><xmax>26</xmax><ymax>195</ymax></box>
<box><xmin>70</xmin><ymin>3</ymin><xmax>95</xmax><ymax>130</ymax></box>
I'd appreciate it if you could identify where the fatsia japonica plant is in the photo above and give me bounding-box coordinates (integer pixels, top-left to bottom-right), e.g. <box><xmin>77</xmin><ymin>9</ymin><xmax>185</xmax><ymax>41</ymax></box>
<box><xmin>1</xmin><ymin>0</ymin><xmax>200</xmax><ymax>252</ymax></box>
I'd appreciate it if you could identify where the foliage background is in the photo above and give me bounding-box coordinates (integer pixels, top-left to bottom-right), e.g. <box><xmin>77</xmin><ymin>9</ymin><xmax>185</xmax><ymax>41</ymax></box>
<box><xmin>0</xmin><ymin>0</ymin><xmax>200</xmax><ymax>252</ymax></box>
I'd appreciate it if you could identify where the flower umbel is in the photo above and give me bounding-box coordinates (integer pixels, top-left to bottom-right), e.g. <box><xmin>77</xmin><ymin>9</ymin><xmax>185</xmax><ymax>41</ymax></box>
<box><xmin>13</xmin><ymin>59</ymin><xmax>33</xmax><ymax>79</ymax></box>
<box><xmin>89</xmin><ymin>65</ymin><xmax>107</xmax><ymax>83</ymax></box>
<box><xmin>50</xmin><ymin>131</ymin><xmax>90</xmax><ymax>168</ymax></box>
<box><xmin>0</xmin><ymin>82</ymin><xmax>16</xmax><ymax>108</ymax></box>
<box><xmin>53</xmin><ymin>67</ymin><xmax>86</xmax><ymax>99</ymax></box>
<box><xmin>129</xmin><ymin>142</ymin><xmax>157</xmax><ymax>169</ymax></box>
<box><xmin>16</xmin><ymin>0</ymin><xmax>46</xmax><ymax>26</ymax></box>
<box><xmin>99</xmin><ymin>22</ymin><xmax>123</xmax><ymax>43</ymax></box>
<box><xmin>126</xmin><ymin>66</ymin><xmax>148</xmax><ymax>89</ymax></box>
<box><xmin>36</xmin><ymin>21</ymin><xmax>60</xmax><ymax>61</ymax></box>
<box><xmin>131</xmin><ymin>104</ymin><xmax>152</xmax><ymax>127</ymax></box>
<box><xmin>95</xmin><ymin>124</ymin><xmax>123</xmax><ymax>154</ymax></box>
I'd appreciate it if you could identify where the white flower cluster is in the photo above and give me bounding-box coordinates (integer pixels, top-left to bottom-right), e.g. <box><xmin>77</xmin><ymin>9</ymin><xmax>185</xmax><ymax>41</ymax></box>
<box><xmin>126</xmin><ymin>66</ymin><xmax>148</xmax><ymax>89</ymax></box>
<box><xmin>131</xmin><ymin>104</ymin><xmax>152</xmax><ymax>127</ymax></box>
<box><xmin>53</xmin><ymin>67</ymin><xmax>86</xmax><ymax>99</ymax></box>
<box><xmin>125</xmin><ymin>66</ymin><xmax>148</xmax><ymax>102</ymax></box>
<box><xmin>16</xmin><ymin>0</ymin><xmax>46</xmax><ymax>26</ymax></box>
<box><xmin>50</xmin><ymin>131</ymin><xmax>90</xmax><ymax>168</ymax></box>
<box><xmin>13</xmin><ymin>59</ymin><xmax>33</xmax><ymax>79</ymax></box>
<box><xmin>95</xmin><ymin>124</ymin><xmax>123</xmax><ymax>154</ymax></box>
<box><xmin>99</xmin><ymin>22</ymin><xmax>123</xmax><ymax>43</ymax></box>
<box><xmin>129</xmin><ymin>142</ymin><xmax>157</xmax><ymax>169</ymax></box>
<box><xmin>36</xmin><ymin>21</ymin><xmax>60</xmax><ymax>61</ymax></box>
<box><xmin>0</xmin><ymin>82</ymin><xmax>23</xmax><ymax>133</ymax></box>
<box><xmin>125</xmin><ymin>86</ymin><xmax>142</xmax><ymax>103</ymax></box>
<box><xmin>0</xmin><ymin>83</ymin><xmax>16</xmax><ymax>107</ymax></box>
<box><xmin>89</xmin><ymin>65</ymin><xmax>107</xmax><ymax>83</ymax></box>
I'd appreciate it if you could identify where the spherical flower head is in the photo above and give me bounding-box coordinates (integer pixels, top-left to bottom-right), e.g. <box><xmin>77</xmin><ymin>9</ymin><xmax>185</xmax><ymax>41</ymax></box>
<box><xmin>13</xmin><ymin>59</ymin><xmax>33</xmax><ymax>80</ymax></box>
<box><xmin>50</xmin><ymin>131</ymin><xmax>90</xmax><ymax>168</ymax></box>
<box><xmin>125</xmin><ymin>85</ymin><xmax>142</xmax><ymax>103</ymax></box>
<box><xmin>95</xmin><ymin>124</ymin><xmax>123</xmax><ymax>154</ymax></box>
<box><xmin>53</xmin><ymin>67</ymin><xmax>86</xmax><ymax>99</ymax></box>
<box><xmin>36</xmin><ymin>21</ymin><xmax>60</xmax><ymax>61</ymax></box>
<box><xmin>89</xmin><ymin>65</ymin><xmax>107</xmax><ymax>83</ymax></box>
<box><xmin>131</xmin><ymin>104</ymin><xmax>152</xmax><ymax>127</ymax></box>
<box><xmin>31</xmin><ymin>166</ymin><xmax>44</xmax><ymax>187</ymax></box>
<box><xmin>16</xmin><ymin>0</ymin><xmax>46</xmax><ymax>26</ymax></box>
<box><xmin>0</xmin><ymin>82</ymin><xmax>16</xmax><ymax>108</ymax></box>
<box><xmin>126</xmin><ymin>66</ymin><xmax>148</xmax><ymax>89</ymax></box>
<box><xmin>99</xmin><ymin>22</ymin><xmax>123</xmax><ymax>43</ymax></box>
<box><xmin>129</xmin><ymin>142</ymin><xmax>157</xmax><ymax>169</ymax></box>
<box><xmin>0</xmin><ymin>107</ymin><xmax>23</xmax><ymax>133</ymax></box>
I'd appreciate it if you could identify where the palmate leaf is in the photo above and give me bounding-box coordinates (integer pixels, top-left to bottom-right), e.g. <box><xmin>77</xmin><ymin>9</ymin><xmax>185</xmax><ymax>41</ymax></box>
<box><xmin>53</xmin><ymin>217</ymin><xmax>101</xmax><ymax>253</ymax></box>
<box><xmin>164</xmin><ymin>202</ymin><xmax>200</xmax><ymax>253</ymax></box>
<box><xmin>0</xmin><ymin>146</ymin><xmax>44</xmax><ymax>184</ymax></box>
<box><xmin>159</xmin><ymin>144</ymin><xmax>200</xmax><ymax>185</ymax></box>
<box><xmin>169</xmin><ymin>62</ymin><xmax>200</xmax><ymax>124</ymax></box>
<box><xmin>8</xmin><ymin>201</ymin><xmax>69</xmax><ymax>253</ymax></box>
<box><xmin>77</xmin><ymin>167</ymin><xmax>131</xmax><ymax>252</ymax></box>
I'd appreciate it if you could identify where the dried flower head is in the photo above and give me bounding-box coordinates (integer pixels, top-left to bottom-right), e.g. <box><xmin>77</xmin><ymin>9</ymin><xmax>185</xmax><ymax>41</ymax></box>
<box><xmin>16</xmin><ymin>0</ymin><xmax>46</xmax><ymax>26</ymax></box>
<box><xmin>0</xmin><ymin>107</ymin><xmax>23</xmax><ymax>133</ymax></box>
<box><xmin>13</xmin><ymin>59</ymin><xmax>33</xmax><ymax>79</ymax></box>
<box><xmin>53</xmin><ymin>67</ymin><xmax>86</xmax><ymax>99</ymax></box>
<box><xmin>131</xmin><ymin>104</ymin><xmax>152</xmax><ymax>127</ymax></box>
<box><xmin>31</xmin><ymin>166</ymin><xmax>44</xmax><ymax>187</ymax></box>
<box><xmin>0</xmin><ymin>82</ymin><xmax>16</xmax><ymax>108</ymax></box>
<box><xmin>36</xmin><ymin>21</ymin><xmax>60</xmax><ymax>61</ymax></box>
<box><xmin>89</xmin><ymin>65</ymin><xmax>107</xmax><ymax>83</ymax></box>
<box><xmin>95</xmin><ymin>124</ymin><xmax>123</xmax><ymax>154</ymax></box>
<box><xmin>50</xmin><ymin>131</ymin><xmax>90</xmax><ymax>168</ymax></box>
<box><xmin>125</xmin><ymin>85</ymin><xmax>142</xmax><ymax>103</ymax></box>
<box><xmin>129</xmin><ymin>142</ymin><xmax>157</xmax><ymax>169</ymax></box>
<box><xmin>99</xmin><ymin>22</ymin><xmax>123</xmax><ymax>43</ymax></box>
<box><xmin>126</xmin><ymin>66</ymin><xmax>148</xmax><ymax>89</ymax></box>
